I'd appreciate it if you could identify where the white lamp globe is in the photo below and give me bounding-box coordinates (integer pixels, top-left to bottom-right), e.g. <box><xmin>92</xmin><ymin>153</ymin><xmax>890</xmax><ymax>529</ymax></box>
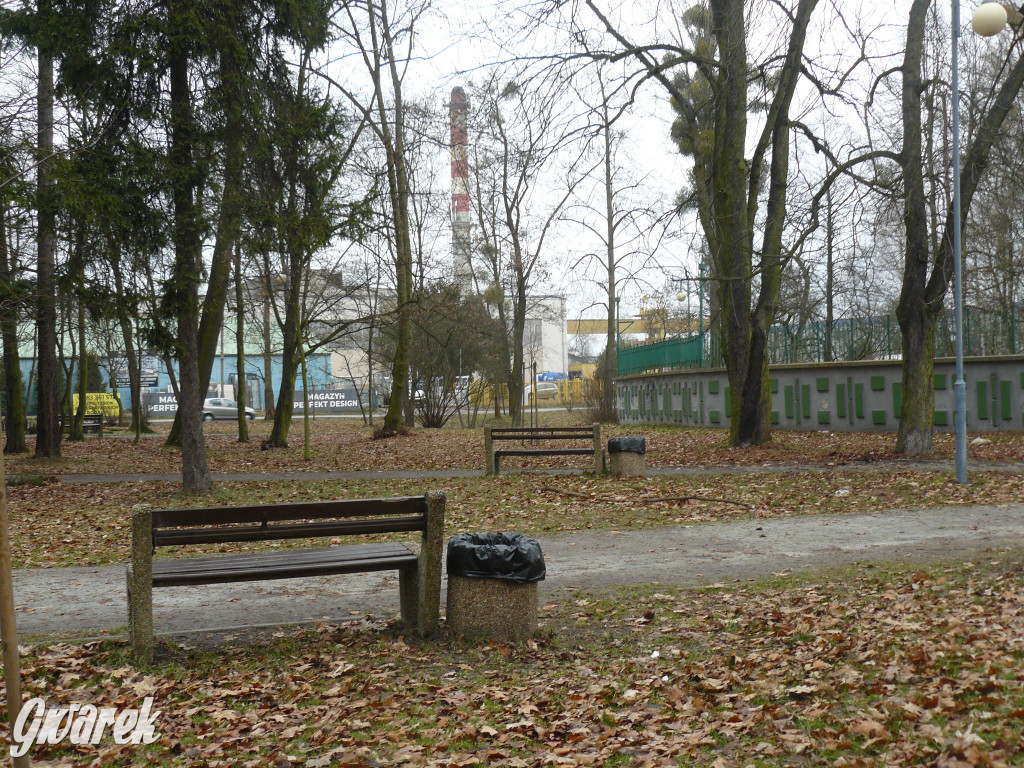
<box><xmin>676</xmin><ymin>292</ymin><xmax>686</xmax><ymax>302</ymax></box>
<box><xmin>973</xmin><ymin>2</ymin><xmax>1008</xmax><ymax>36</ymax></box>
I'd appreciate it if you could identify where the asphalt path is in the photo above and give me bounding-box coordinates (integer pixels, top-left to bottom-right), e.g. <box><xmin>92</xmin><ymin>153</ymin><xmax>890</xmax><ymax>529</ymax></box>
<box><xmin>13</xmin><ymin>502</ymin><xmax>1024</xmax><ymax>641</ymax></box>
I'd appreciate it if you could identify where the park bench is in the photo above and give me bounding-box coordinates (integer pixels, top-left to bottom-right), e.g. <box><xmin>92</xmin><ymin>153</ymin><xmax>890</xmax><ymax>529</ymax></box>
<box><xmin>484</xmin><ymin>424</ymin><xmax>604</xmax><ymax>475</ymax></box>
<box><xmin>59</xmin><ymin>414</ymin><xmax>103</xmax><ymax>436</ymax></box>
<box><xmin>127</xmin><ymin>493</ymin><xmax>445</xmax><ymax>665</ymax></box>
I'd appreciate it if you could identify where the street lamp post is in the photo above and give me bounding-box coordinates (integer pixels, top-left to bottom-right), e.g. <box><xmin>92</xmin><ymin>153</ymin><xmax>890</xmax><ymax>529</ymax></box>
<box><xmin>951</xmin><ymin>0</ymin><xmax>967</xmax><ymax>485</ymax></box>
<box><xmin>671</xmin><ymin>261</ymin><xmax>709</xmax><ymax>366</ymax></box>
<box><xmin>615</xmin><ymin>295</ymin><xmax>620</xmax><ymax>362</ymax></box>
<box><xmin>698</xmin><ymin>260</ymin><xmax>706</xmax><ymax>366</ymax></box>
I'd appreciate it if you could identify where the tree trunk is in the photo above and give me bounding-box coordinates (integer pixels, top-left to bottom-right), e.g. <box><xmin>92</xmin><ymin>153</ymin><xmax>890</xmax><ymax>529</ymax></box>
<box><xmin>169</xmin><ymin>0</ymin><xmax>211</xmax><ymax>491</ymax></box>
<box><xmin>718</xmin><ymin>0</ymin><xmax>816</xmax><ymax>446</ymax></box>
<box><xmin>0</xmin><ymin>205</ymin><xmax>26</xmax><ymax>454</ymax></box>
<box><xmin>268</xmin><ymin>275</ymin><xmax>301</xmax><ymax>448</ymax></box>
<box><xmin>300</xmin><ymin>343</ymin><xmax>310</xmax><ymax>460</ymax></box>
<box><xmin>710</xmin><ymin>0</ymin><xmax>752</xmax><ymax>445</ymax></box>
<box><xmin>35</xmin><ymin>7</ymin><xmax>61</xmax><ymax>458</ymax></box>
<box><xmin>70</xmin><ymin>299</ymin><xmax>87</xmax><ymax>441</ymax></box>
<box><xmin>896</xmin><ymin>304</ymin><xmax>936</xmax><ymax>454</ymax></box>
<box><xmin>508</xmin><ymin>277</ymin><xmax>527</xmax><ymax>427</ymax></box>
<box><xmin>374</xmin><ymin>0</ymin><xmax>413</xmax><ymax>434</ymax></box>
<box><xmin>262</xmin><ymin>290</ymin><xmax>275</xmax><ymax>420</ymax></box>
<box><xmin>165</xmin><ymin>17</ymin><xmax>245</xmax><ymax>447</ymax></box>
<box><xmin>824</xmin><ymin>190</ymin><xmax>834</xmax><ymax>362</ymax></box>
<box><xmin>109</xmin><ymin>256</ymin><xmax>148</xmax><ymax>440</ymax></box>
<box><xmin>234</xmin><ymin>249</ymin><xmax>249</xmax><ymax>442</ymax></box>
<box><xmin>602</xmin><ymin>97</ymin><xmax>617</xmax><ymax>422</ymax></box>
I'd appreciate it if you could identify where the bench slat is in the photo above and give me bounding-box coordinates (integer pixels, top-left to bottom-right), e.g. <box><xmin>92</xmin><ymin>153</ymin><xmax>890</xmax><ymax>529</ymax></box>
<box><xmin>152</xmin><ymin>542</ymin><xmax>417</xmax><ymax>587</ymax></box>
<box><xmin>152</xmin><ymin>515</ymin><xmax>427</xmax><ymax>547</ymax></box>
<box><xmin>153</xmin><ymin>541</ymin><xmax>406</xmax><ymax>572</ymax></box>
<box><xmin>490</xmin><ymin>427</ymin><xmax>594</xmax><ymax>434</ymax></box>
<box><xmin>151</xmin><ymin>496</ymin><xmax>427</xmax><ymax>529</ymax></box>
<box><xmin>495</xmin><ymin>448</ymin><xmax>595</xmax><ymax>458</ymax></box>
<box><xmin>491</xmin><ymin>433</ymin><xmax>596</xmax><ymax>441</ymax></box>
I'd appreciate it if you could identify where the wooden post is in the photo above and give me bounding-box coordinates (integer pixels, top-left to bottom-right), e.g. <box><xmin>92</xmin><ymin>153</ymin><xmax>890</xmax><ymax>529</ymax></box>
<box><xmin>484</xmin><ymin>426</ymin><xmax>496</xmax><ymax>475</ymax></box>
<box><xmin>417</xmin><ymin>492</ymin><xmax>446</xmax><ymax>635</ymax></box>
<box><xmin>128</xmin><ymin>505</ymin><xmax>154</xmax><ymax>666</ymax></box>
<box><xmin>0</xmin><ymin>449</ymin><xmax>31</xmax><ymax>766</ymax></box>
<box><xmin>592</xmin><ymin>423</ymin><xmax>604</xmax><ymax>474</ymax></box>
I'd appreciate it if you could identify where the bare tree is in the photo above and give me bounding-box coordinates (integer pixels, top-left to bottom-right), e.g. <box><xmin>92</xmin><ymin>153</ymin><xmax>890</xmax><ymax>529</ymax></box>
<box><xmin>568</xmin><ymin>67</ymin><xmax>665</xmax><ymax>422</ymax></box>
<box><xmin>553</xmin><ymin>0</ymin><xmax>824</xmax><ymax>445</ymax></box>
<box><xmin>328</xmin><ymin>0</ymin><xmax>432</xmax><ymax>433</ymax></box>
<box><xmin>893</xmin><ymin>0</ymin><xmax>1024</xmax><ymax>454</ymax></box>
<box><xmin>466</xmin><ymin>71</ymin><xmax>593</xmax><ymax>426</ymax></box>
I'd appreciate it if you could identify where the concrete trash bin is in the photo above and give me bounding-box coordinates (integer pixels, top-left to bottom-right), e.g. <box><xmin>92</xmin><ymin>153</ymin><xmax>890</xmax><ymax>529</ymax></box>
<box><xmin>446</xmin><ymin>533</ymin><xmax>545</xmax><ymax>642</ymax></box>
<box><xmin>608</xmin><ymin>435</ymin><xmax>647</xmax><ymax>476</ymax></box>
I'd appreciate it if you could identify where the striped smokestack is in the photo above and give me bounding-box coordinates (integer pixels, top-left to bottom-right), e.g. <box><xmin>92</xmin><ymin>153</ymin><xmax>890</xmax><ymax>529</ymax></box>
<box><xmin>450</xmin><ymin>86</ymin><xmax>473</xmax><ymax>289</ymax></box>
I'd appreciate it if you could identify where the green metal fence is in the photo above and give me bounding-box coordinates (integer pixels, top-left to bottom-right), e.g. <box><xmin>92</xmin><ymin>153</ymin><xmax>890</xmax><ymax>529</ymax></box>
<box><xmin>618</xmin><ymin>306</ymin><xmax>1021</xmax><ymax>376</ymax></box>
<box><xmin>618</xmin><ymin>334</ymin><xmax>709</xmax><ymax>376</ymax></box>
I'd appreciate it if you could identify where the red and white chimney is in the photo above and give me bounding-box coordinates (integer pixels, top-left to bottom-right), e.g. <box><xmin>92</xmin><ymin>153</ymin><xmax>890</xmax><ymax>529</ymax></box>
<box><xmin>450</xmin><ymin>87</ymin><xmax>473</xmax><ymax>289</ymax></box>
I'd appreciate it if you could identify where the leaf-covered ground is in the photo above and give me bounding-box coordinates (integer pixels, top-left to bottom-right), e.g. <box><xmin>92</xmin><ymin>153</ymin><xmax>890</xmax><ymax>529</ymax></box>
<box><xmin>3</xmin><ymin>419</ymin><xmax>1023</xmax><ymax>568</ymax></box>
<box><xmin>5</xmin><ymin>417</ymin><xmax>1024</xmax><ymax>478</ymax></box>
<box><xmin>8</xmin><ymin>556</ymin><xmax>1023</xmax><ymax>767</ymax></box>
<box><xmin>7</xmin><ymin>469</ymin><xmax>1024</xmax><ymax>569</ymax></box>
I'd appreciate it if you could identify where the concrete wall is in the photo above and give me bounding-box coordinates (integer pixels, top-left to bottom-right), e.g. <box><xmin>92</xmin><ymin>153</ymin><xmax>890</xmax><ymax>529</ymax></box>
<box><xmin>616</xmin><ymin>356</ymin><xmax>1024</xmax><ymax>432</ymax></box>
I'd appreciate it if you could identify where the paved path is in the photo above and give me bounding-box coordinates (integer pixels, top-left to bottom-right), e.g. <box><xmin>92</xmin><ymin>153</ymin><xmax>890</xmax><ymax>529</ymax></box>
<box><xmin>13</xmin><ymin>502</ymin><xmax>1024</xmax><ymax>641</ymax></box>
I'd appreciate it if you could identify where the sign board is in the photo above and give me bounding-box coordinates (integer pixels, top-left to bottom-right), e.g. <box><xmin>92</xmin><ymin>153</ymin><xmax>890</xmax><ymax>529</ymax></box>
<box><xmin>72</xmin><ymin>392</ymin><xmax>122</xmax><ymax>417</ymax></box>
<box><xmin>111</xmin><ymin>355</ymin><xmax>160</xmax><ymax>388</ymax></box>
<box><xmin>142</xmin><ymin>393</ymin><xmax>180</xmax><ymax>416</ymax></box>
<box><xmin>292</xmin><ymin>389</ymin><xmax>362</xmax><ymax>412</ymax></box>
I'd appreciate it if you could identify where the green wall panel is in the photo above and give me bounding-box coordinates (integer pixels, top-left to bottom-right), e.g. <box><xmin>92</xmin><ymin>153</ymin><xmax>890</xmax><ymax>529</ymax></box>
<box><xmin>933</xmin><ymin>410</ymin><xmax>948</xmax><ymax>426</ymax></box>
<box><xmin>836</xmin><ymin>383</ymin><xmax>847</xmax><ymax>418</ymax></box>
<box><xmin>801</xmin><ymin>384</ymin><xmax>811</xmax><ymax>420</ymax></box>
<box><xmin>817</xmin><ymin>410</ymin><xmax>830</xmax><ymax>425</ymax></box>
<box><xmin>872</xmin><ymin>410</ymin><xmax>887</xmax><ymax>425</ymax></box>
<box><xmin>977</xmin><ymin>381</ymin><xmax>989</xmax><ymax>420</ymax></box>
<box><xmin>709</xmin><ymin>410</ymin><xmax>721</xmax><ymax>424</ymax></box>
<box><xmin>934</xmin><ymin>374</ymin><xmax>947</xmax><ymax>390</ymax></box>
<box><xmin>854</xmin><ymin>383</ymin><xmax>864</xmax><ymax>419</ymax></box>
<box><xmin>816</xmin><ymin>377</ymin><xmax>830</xmax><ymax>392</ymax></box>
<box><xmin>1000</xmin><ymin>380</ymin><xmax>1012</xmax><ymax>420</ymax></box>
<box><xmin>871</xmin><ymin>375</ymin><xmax>885</xmax><ymax>391</ymax></box>
<box><xmin>785</xmin><ymin>386</ymin><xmax>794</xmax><ymax>419</ymax></box>
<box><xmin>893</xmin><ymin>383</ymin><xmax>902</xmax><ymax>418</ymax></box>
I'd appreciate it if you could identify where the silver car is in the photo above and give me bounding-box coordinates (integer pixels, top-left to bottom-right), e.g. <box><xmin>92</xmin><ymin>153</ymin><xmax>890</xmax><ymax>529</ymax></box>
<box><xmin>202</xmin><ymin>398</ymin><xmax>256</xmax><ymax>421</ymax></box>
<box><xmin>524</xmin><ymin>381</ymin><xmax>559</xmax><ymax>405</ymax></box>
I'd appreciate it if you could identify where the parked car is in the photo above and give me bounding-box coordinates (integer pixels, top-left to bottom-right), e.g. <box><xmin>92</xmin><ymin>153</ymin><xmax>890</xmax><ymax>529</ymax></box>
<box><xmin>202</xmin><ymin>398</ymin><xmax>256</xmax><ymax>421</ymax></box>
<box><xmin>524</xmin><ymin>381</ymin><xmax>559</xmax><ymax>405</ymax></box>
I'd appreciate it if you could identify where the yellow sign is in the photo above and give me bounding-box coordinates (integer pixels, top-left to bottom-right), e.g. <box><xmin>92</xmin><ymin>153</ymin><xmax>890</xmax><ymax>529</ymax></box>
<box><xmin>72</xmin><ymin>392</ymin><xmax>121</xmax><ymax>417</ymax></box>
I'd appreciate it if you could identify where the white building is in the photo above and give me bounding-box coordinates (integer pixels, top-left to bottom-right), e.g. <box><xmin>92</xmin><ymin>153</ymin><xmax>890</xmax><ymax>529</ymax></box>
<box><xmin>523</xmin><ymin>294</ymin><xmax>568</xmax><ymax>378</ymax></box>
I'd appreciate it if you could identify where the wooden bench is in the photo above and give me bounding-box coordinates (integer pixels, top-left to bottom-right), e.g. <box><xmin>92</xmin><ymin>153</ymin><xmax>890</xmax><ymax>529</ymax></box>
<box><xmin>60</xmin><ymin>414</ymin><xmax>103</xmax><ymax>436</ymax></box>
<box><xmin>484</xmin><ymin>424</ymin><xmax>604</xmax><ymax>475</ymax></box>
<box><xmin>127</xmin><ymin>493</ymin><xmax>445</xmax><ymax>665</ymax></box>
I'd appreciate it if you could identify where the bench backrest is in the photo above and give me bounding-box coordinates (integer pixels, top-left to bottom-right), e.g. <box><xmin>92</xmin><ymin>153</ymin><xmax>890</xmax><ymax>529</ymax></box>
<box><xmin>489</xmin><ymin>427</ymin><xmax>595</xmax><ymax>441</ymax></box>
<box><xmin>150</xmin><ymin>496</ymin><xmax>430</xmax><ymax>548</ymax></box>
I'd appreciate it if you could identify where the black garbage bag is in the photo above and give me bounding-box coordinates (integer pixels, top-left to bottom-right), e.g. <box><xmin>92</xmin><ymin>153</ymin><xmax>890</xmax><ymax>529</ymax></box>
<box><xmin>447</xmin><ymin>532</ymin><xmax>546</xmax><ymax>583</ymax></box>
